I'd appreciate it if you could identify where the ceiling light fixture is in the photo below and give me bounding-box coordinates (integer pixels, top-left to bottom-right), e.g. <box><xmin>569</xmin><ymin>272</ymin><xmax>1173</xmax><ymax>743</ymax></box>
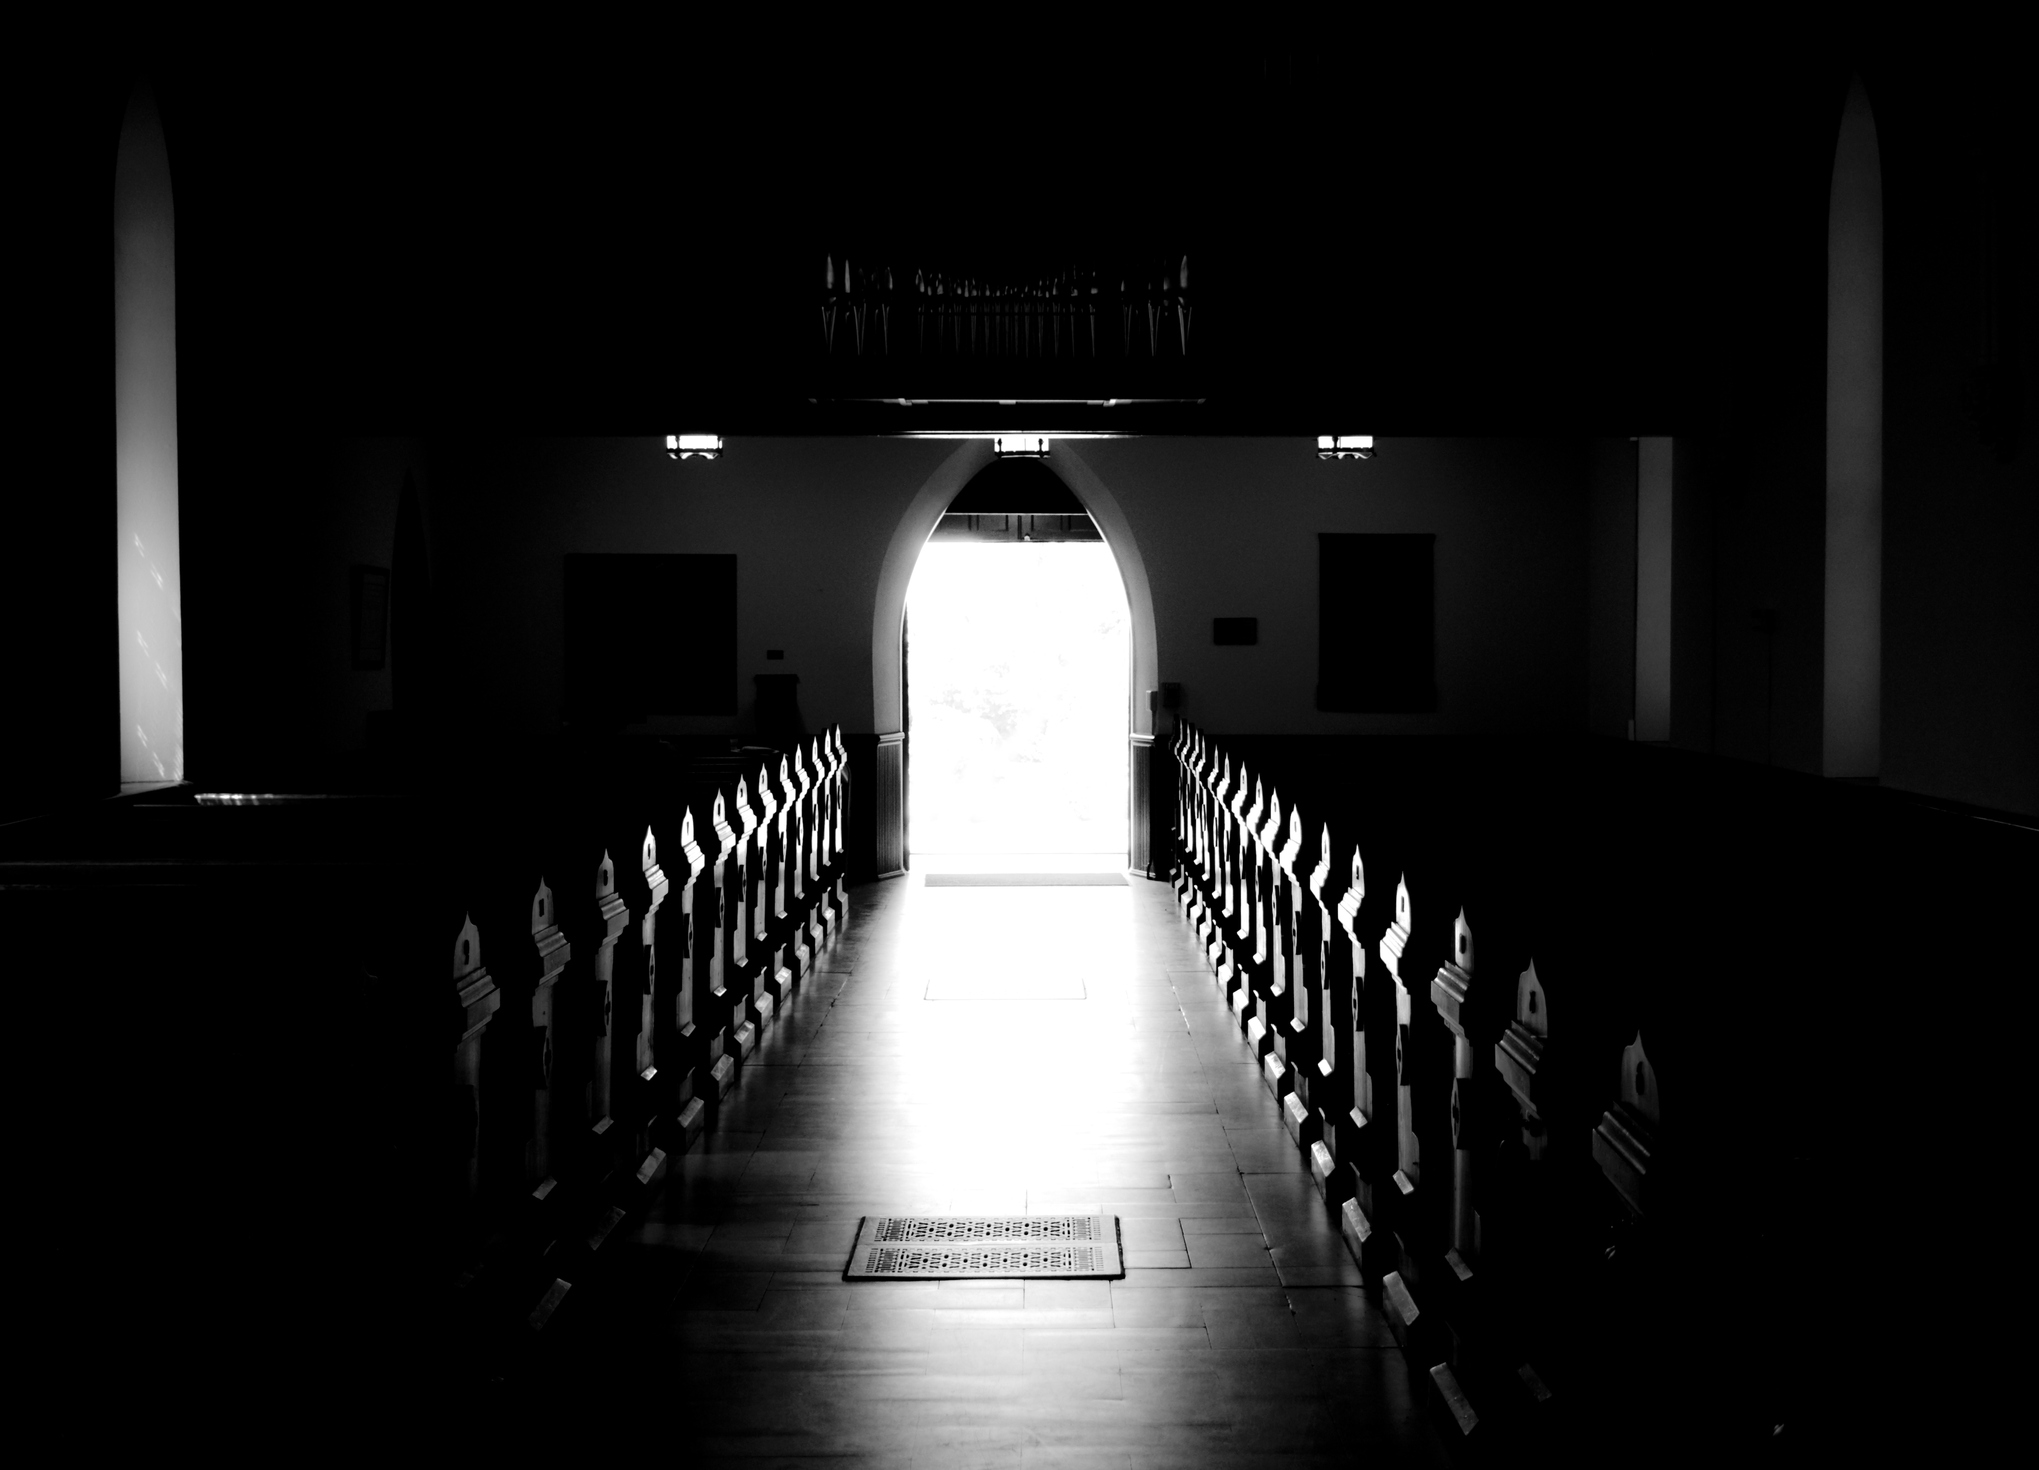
<box><xmin>991</xmin><ymin>434</ymin><xmax>1051</xmax><ymax>459</ymax></box>
<box><xmin>1317</xmin><ymin>435</ymin><xmax>1375</xmax><ymax>460</ymax></box>
<box><xmin>666</xmin><ymin>434</ymin><xmax>723</xmax><ymax>460</ymax></box>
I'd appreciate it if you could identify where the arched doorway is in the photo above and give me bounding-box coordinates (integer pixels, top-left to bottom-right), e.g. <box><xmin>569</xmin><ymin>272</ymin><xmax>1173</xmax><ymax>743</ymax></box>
<box><xmin>907</xmin><ymin>460</ymin><xmax>1129</xmax><ymax>868</ymax></box>
<box><xmin>870</xmin><ymin>442</ymin><xmax>1161</xmax><ymax>875</ymax></box>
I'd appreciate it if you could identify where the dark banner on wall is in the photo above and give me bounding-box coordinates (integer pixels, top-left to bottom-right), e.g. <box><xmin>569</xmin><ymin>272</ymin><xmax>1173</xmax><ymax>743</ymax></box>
<box><xmin>1317</xmin><ymin>533</ymin><xmax>1436</xmax><ymax>713</ymax></box>
<box><xmin>564</xmin><ymin>554</ymin><xmax>737</xmax><ymax>719</ymax></box>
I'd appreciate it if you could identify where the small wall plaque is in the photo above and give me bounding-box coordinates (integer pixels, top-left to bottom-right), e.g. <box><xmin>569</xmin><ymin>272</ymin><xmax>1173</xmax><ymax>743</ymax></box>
<box><xmin>1213</xmin><ymin>618</ymin><xmax>1258</xmax><ymax>646</ymax></box>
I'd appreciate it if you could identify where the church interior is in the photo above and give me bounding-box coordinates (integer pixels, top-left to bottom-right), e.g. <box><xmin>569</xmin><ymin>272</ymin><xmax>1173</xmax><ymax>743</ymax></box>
<box><xmin>8</xmin><ymin>22</ymin><xmax>2034</xmax><ymax>1465</ymax></box>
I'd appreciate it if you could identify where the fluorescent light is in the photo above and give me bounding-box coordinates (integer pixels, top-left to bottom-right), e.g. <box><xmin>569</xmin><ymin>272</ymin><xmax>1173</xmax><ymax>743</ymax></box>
<box><xmin>1317</xmin><ymin>435</ymin><xmax>1375</xmax><ymax>460</ymax></box>
<box><xmin>992</xmin><ymin>434</ymin><xmax>1051</xmax><ymax>458</ymax></box>
<box><xmin>666</xmin><ymin>434</ymin><xmax>723</xmax><ymax>460</ymax></box>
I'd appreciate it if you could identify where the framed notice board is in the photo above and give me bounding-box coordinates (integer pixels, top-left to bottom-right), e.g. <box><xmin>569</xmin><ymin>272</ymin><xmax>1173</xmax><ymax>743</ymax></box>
<box><xmin>564</xmin><ymin>553</ymin><xmax>737</xmax><ymax>717</ymax></box>
<box><xmin>1317</xmin><ymin>534</ymin><xmax>1435</xmax><ymax>712</ymax></box>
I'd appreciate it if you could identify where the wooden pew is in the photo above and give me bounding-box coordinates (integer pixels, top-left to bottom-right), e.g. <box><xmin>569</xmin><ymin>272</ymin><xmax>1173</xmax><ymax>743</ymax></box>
<box><xmin>1273</xmin><ymin>803</ymin><xmax>1313</xmax><ymax>1118</ymax></box>
<box><xmin>541</xmin><ymin>839</ymin><xmax>629</xmax><ymax>1204</ymax></box>
<box><xmin>469</xmin><ymin>870</ymin><xmax>575</xmax><ymax>1215</ymax></box>
<box><xmin>823</xmin><ymin>726</ymin><xmax>850</xmax><ymax>932</ymax></box>
<box><xmin>1256</xmin><ymin>791</ymin><xmax>1307</xmax><ymax>1108</ymax></box>
<box><xmin>1171</xmin><ymin>730</ymin><xmax>1198</xmax><ymax>912</ymax></box>
<box><xmin>736</xmin><ymin>776</ymin><xmax>774</xmax><ymax>1043</ymax></box>
<box><xmin>706</xmin><ymin>785</ymin><xmax>757</xmax><ymax>1061</ymax></box>
<box><xmin>520</xmin><ymin>881</ymin><xmax>572</xmax><ymax>1190</ymax></box>
<box><xmin>670</xmin><ymin>804</ymin><xmax>718</xmax><ymax>1136</ymax></box>
<box><xmin>1236</xmin><ymin>776</ymin><xmax>1269</xmax><ymax>1035</ymax></box>
<box><xmin>1191</xmin><ymin>739</ymin><xmax>1215</xmax><ymax>928</ymax></box>
<box><xmin>451</xmin><ymin>911</ymin><xmax>501</xmax><ymax>1215</ymax></box>
<box><xmin>791</xmin><ymin>745</ymin><xmax>820</xmax><ymax>974</ymax></box>
<box><xmin>1297</xmin><ymin>827</ymin><xmax>1351</xmax><ymax>1203</ymax></box>
<box><xmin>1245</xmin><ymin>783</ymin><xmax>1285</xmax><ymax>1069</ymax></box>
<box><xmin>748</xmin><ymin>759</ymin><xmax>781</xmax><ymax>1009</ymax></box>
<box><xmin>1170</xmin><ymin>729</ymin><xmax>1198</xmax><ymax>896</ymax></box>
<box><xmin>1193</xmin><ymin>736</ymin><xmax>1220</xmax><ymax>942</ymax></box>
<box><xmin>1213</xmin><ymin>756</ymin><xmax>1244</xmax><ymax>997</ymax></box>
<box><xmin>728</xmin><ymin>774</ymin><xmax>765</xmax><ymax>1035</ymax></box>
<box><xmin>816</xmin><ymin>729</ymin><xmax>840</xmax><ymax>929</ymax></box>
<box><xmin>1329</xmin><ymin>829</ymin><xmax>1395</xmax><ymax>1260</ymax></box>
<box><xmin>1189</xmin><ymin>732</ymin><xmax>1725</xmax><ymax>1453</ymax></box>
<box><xmin>609</xmin><ymin>822</ymin><xmax>671</xmax><ymax>1172</ymax></box>
<box><xmin>767</xmin><ymin>755</ymin><xmax>799</xmax><ymax>992</ymax></box>
<box><xmin>1488</xmin><ymin>956</ymin><xmax>1566</xmax><ymax>1436</ymax></box>
<box><xmin>1222</xmin><ymin>769</ymin><xmax>1257</xmax><ymax>1022</ymax></box>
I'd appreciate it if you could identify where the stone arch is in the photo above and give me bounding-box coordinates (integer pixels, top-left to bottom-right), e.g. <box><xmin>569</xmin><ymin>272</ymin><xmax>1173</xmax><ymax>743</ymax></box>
<box><xmin>868</xmin><ymin>438</ymin><xmax>1163</xmax><ymax>866</ymax></box>
<box><xmin>871</xmin><ymin>440</ymin><xmax>1160</xmax><ymax>736</ymax></box>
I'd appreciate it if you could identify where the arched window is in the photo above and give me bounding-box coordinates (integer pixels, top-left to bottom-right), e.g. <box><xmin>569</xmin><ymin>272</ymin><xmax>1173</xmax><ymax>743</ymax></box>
<box><xmin>114</xmin><ymin>81</ymin><xmax>184</xmax><ymax>786</ymax></box>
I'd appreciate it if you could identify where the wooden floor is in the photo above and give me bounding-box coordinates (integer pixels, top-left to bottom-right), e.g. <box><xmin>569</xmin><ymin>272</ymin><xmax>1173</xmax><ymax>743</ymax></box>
<box><xmin>591</xmin><ymin>870</ymin><xmax>1450</xmax><ymax>1468</ymax></box>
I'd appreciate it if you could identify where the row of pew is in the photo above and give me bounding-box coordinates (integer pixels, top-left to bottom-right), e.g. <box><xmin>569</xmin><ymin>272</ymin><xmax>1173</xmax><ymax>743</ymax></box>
<box><xmin>1168</xmin><ymin>723</ymin><xmax>1703</xmax><ymax>1460</ymax></box>
<box><xmin>0</xmin><ymin>723</ymin><xmax>862</xmax><ymax>1411</ymax></box>
<box><xmin>443</xmin><ymin>727</ymin><xmax>852</xmax><ymax>1373</ymax></box>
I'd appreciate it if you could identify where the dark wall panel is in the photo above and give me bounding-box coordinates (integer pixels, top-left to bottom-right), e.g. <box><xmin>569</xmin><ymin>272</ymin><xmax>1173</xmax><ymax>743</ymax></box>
<box><xmin>1586</xmin><ymin>439</ymin><xmax>1639</xmax><ymax>739</ymax></box>
<box><xmin>563</xmin><ymin>554</ymin><xmax>736</xmax><ymax>719</ymax></box>
<box><xmin>1317</xmin><ymin>534</ymin><xmax>1436</xmax><ymax>713</ymax></box>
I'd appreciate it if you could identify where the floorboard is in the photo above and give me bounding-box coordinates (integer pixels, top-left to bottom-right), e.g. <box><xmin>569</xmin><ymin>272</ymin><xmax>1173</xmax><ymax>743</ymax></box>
<box><xmin>611</xmin><ymin>871</ymin><xmax>1450</xmax><ymax>1466</ymax></box>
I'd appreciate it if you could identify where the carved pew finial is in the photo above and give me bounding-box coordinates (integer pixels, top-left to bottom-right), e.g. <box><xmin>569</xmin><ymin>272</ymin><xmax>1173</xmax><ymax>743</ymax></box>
<box><xmin>451</xmin><ymin>912</ymin><xmax>500</xmax><ymax>1203</ymax></box>
<box><xmin>1380</xmin><ymin>874</ymin><xmax>1420</xmax><ymax>1202</ymax></box>
<box><xmin>453</xmin><ymin>912</ymin><xmax>484</xmax><ymax>983</ymax></box>
<box><xmin>522</xmin><ymin>877</ymin><xmax>572</xmax><ymax>1185</ymax></box>
<box><xmin>622</xmin><ymin>825</ymin><xmax>672</xmax><ymax>1157</ymax></box>
<box><xmin>1322</xmin><ymin>829</ymin><xmax>1387</xmax><ymax>1264</ymax></box>
<box><xmin>1593</xmin><ymin>1030</ymin><xmax>1660</xmax><ymax>1219</ymax></box>
<box><xmin>1429</xmin><ymin>907</ymin><xmax>1482</xmax><ymax>1275</ymax></box>
<box><xmin>1496</xmin><ymin>958</ymin><xmax>1551</xmax><ymax>1161</ymax></box>
<box><xmin>673</xmin><ymin>803</ymin><xmax>724</xmax><ymax>1131</ymax></box>
<box><xmin>580</xmin><ymin>849</ymin><xmax>630</xmax><ymax>1137</ymax></box>
<box><xmin>1335</xmin><ymin>840</ymin><xmax>1366</xmax><ymax>942</ymax></box>
<box><xmin>1621</xmin><ymin>1032</ymin><xmax>1659</xmax><ymax>1126</ymax></box>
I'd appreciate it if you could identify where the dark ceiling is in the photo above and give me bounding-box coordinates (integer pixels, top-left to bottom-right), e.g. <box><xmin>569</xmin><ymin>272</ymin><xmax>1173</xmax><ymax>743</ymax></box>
<box><xmin>48</xmin><ymin>21</ymin><xmax>2005</xmax><ymax>437</ymax></box>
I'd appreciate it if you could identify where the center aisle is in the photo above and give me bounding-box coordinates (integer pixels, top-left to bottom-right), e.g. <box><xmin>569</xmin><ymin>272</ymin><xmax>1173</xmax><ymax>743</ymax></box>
<box><xmin>619</xmin><ymin>872</ymin><xmax>1448</xmax><ymax>1467</ymax></box>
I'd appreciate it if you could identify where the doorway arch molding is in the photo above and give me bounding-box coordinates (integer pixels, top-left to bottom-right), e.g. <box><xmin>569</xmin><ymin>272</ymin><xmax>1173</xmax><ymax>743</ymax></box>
<box><xmin>869</xmin><ymin>440</ymin><xmax>1160</xmax><ymax>739</ymax></box>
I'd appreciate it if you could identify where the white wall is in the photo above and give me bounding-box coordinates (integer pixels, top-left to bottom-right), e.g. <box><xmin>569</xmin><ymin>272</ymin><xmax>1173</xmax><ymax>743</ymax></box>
<box><xmin>1069</xmin><ymin>438</ymin><xmax>1589</xmax><ymax>735</ymax></box>
<box><xmin>413</xmin><ymin>436</ymin><xmax>1589</xmax><ymax>753</ymax></box>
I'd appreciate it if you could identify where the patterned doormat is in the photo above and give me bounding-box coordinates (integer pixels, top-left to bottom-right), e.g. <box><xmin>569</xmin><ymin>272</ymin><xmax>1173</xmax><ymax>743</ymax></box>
<box><xmin>924</xmin><ymin>873</ymin><xmax>1128</xmax><ymax>887</ymax></box>
<box><xmin>844</xmin><ymin>1215</ymin><xmax>1124</xmax><ymax>1280</ymax></box>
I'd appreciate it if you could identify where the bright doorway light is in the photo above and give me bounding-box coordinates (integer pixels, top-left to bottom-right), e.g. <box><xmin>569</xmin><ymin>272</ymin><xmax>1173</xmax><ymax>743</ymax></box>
<box><xmin>1316</xmin><ymin>434</ymin><xmax>1375</xmax><ymax>460</ymax></box>
<box><xmin>906</xmin><ymin>541</ymin><xmax>1129</xmax><ymax>871</ymax></box>
<box><xmin>665</xmin><ymin>434</ymin><xmax>723</xmax><ymax>460</ymax></box>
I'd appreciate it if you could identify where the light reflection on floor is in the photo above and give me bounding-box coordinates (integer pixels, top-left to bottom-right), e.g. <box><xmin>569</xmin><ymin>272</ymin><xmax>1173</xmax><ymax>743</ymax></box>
<box><xmin>821</xmin><ymin>877</ymin><xmax>1165</xmax><ymax>1212</ymax></box>
<box><xmin>635</xmin><ymin>863</ymin><xmax>1438</xmax><ymax>1466</ymax></box>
